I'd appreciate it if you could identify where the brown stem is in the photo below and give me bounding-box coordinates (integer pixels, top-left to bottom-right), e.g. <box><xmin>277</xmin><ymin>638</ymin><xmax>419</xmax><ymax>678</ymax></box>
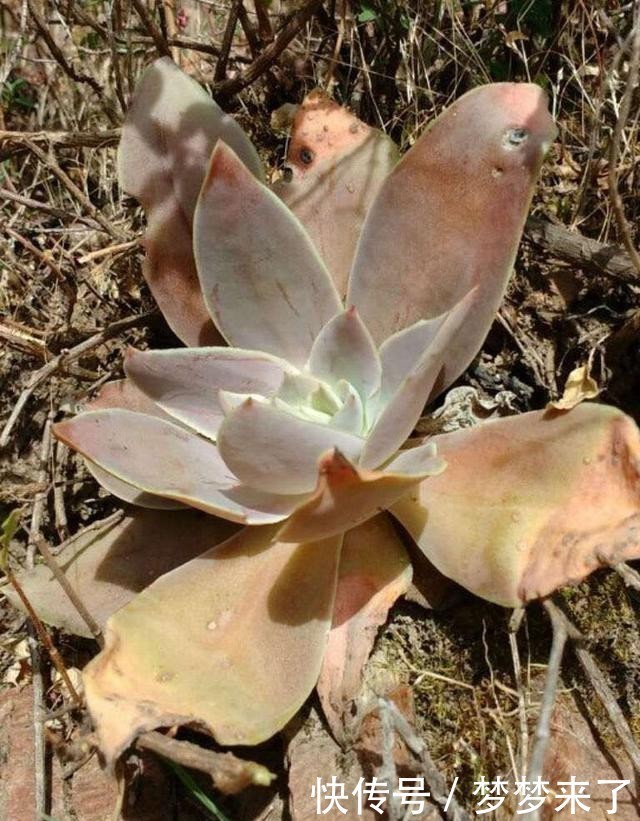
<box><xmin>608</xmin><ymin>19</ymin><xmax>640</xmax><ymax>276</ymax></box>
<box><xmin>35</xmin><ymin>537</ymin><xmax>104</xmax><ymax>647</ymax></box>
<box><xmin>4</xmin><ymin>566</ymin><xmax>82</xmax><ymax>705</ymax></box>
<box><xmin>213</xmin><ymin>0</ymin><xmax>323</xmax><ymax>102</ymax></box>
<box><xmin>214</xmin><ymin>0</ymin><xmax>243</xmax><ymax>82</ymax></box>
<box><xmin>136</xmin><ymin>731</ymin><xmax>274</xmax><ymax>794</ymax></box>
<box><xmin>130</xmin><ymin>0</ymin><xmax>171</xmax><ymax>57</ymax></box>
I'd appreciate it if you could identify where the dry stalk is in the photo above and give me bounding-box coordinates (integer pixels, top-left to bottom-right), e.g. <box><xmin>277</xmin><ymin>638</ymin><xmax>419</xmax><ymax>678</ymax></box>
<box><xmin>35</xmin><ymin>536</ymin><xmax>104</xmax><ymax>647</ymax></box>
<box><xmin>607</xmin><ymin>16</ymin><xmax>640</xmax><ymax>276</ymax></box>
<box><xmin>4</xmin><ymin>566</ymin><xmax>82</xmax><ymax>705</ymax></box>
<box><xmin>378</xmin><ymin>698</ymin><xmax>471</xmax><ymax>821</ymax></box>
<box><xmin>0</xmin><ymin>310</ymin><xmax>157</xmax><ymax>448</ymax></box>
<box><xmin>213</xmin><ymin>0</ymin><xmax>323</xmax><ymax>101</ymax></box>
<box><xmin>548</xmin><ymin>597</ymin><xmax>640</xmax><ymax>774</ymax></box>
<box><xmin>136</xmin><ymin>731</ymin><xmax>274</xmax><ymax>794</ymax></box>
<box><xmin>524</xmin><ymin>601</ymin><xmax>569</xmax><ymax>821</ymax></box>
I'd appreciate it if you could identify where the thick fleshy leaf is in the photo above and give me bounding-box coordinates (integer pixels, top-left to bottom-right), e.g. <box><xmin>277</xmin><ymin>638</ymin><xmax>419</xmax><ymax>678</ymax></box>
<box><xmin>360</xmin><ymin>290</ymin><xmax>477</xmax><ymax>469</ymax></box>
<box><xmin>217</xmin><ymin>400</ymin><xmax>364</xmax><ymax>494</ymax></box>
<box><xmin>273</xmin><ymin>90</ymin><xmax>399</xmax><ymax>295</ymax></box>
<box><xmin>85</xmin><ymin>461</ymin><xmax>186</xmax><ymax>509</ymax></box>
<box><xmin>54</xmin><ymin>410</ymin><xmax>306</xmax><ymax>523</ymax></box>
<box><xmin>347</xmin><ymin>83</ymin><xmax>556</xmax><ymax>385</ymax></box>
<box><xmin>391</xmin><ymin>403</ymin><xmax>640</xmax><ymax>607</ymax></box>
<box><xmin>85</xmin><ymin>377</ymin><xmax>170</xmax><ymax>419</ymax></box>
<box><xmin>317</xmin><ymin>514</ymin><xmax>412</xmax><ymax>744</ymax></box>
<box><xmin>376</xmin><ymin>313</ymin><xmax>449</xmax><ymax>407</ymax></box>
<box><xmin>4</xmin><ymin>510</ymin><xmax>238</xmax><ymax>638</ymax></box>
<box><xmin>84</xmin><ymin>380</ymin><xmax>188</xmax><ymax>507</ymax></box>
<box><xmin>307</xmin><ymin>307</ymin><xmax>381</xmax><ymax>402</ymax></box>
<box><xmin>329</xmin><ymin>382</ymin><xmax>364</xmax><ymax>434</ymax></box>
<box><xmin>124</xmin><ymin>346</ymin><xmax>296</xmax><ymax>440</ymax></box>
<box><xmin>278</xmin><ymin>447</ymin><xmax>444</xmax><ymax>544</ymax></box>
<box><xmin>119</xmin><ymin>58</ymin><xmax>263</xmax><ymax>346</ymax></box>
<box><xmin>83</xmin><ymin>525</ymin><xmax>343</xmax><ymax>761</ymax></box>
<box><xmin>193</xmin><ymin>142</ymin><xmax>342</xmax><ymax>366</ymax></box>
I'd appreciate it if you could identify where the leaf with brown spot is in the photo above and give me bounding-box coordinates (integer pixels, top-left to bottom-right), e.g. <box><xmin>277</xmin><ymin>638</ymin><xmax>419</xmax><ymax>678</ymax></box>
<box><xmin>273</xmin><ymin>89</ymin><xmax>399</xmax><ymax>296</ymax></box>
<box><xmin>347</xmin><ymin>83</ymin><xmax>557</xmax><ymax>394</ymax></box>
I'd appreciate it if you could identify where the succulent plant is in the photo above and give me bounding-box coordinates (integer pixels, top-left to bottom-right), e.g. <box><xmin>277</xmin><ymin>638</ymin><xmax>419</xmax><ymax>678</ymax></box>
<box><xmin>19</xmin><ymin>58</ymin><xmax>638</xmax><ymax>765</ymax></box>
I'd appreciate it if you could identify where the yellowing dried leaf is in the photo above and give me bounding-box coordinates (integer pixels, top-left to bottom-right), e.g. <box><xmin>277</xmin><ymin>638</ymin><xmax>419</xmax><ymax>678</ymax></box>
<box><xmin>548</xmin><ymin>364</ymin><xmax>600</xmax><ymax>410</ymax></box>
<box><xmin>84</xmin><ymin>525</ymin><xmax>343</xmax><ymax>762</ymax></box>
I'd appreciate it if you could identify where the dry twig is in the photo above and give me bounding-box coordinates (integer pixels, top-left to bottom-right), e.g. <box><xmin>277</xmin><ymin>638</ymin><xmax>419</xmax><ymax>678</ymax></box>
<box><xmin>379</xmin><ymin>698</ymin><xmax>471</xmax><ymax>821</ymax></box>
<box><xmin>548</xmin><ymin>598</ymin><xmax>640</xmax><ymax>774</ymax></box>
<box><xmin>213</xmin><ymin>0</ymin><xmax>323</xmax><ymax>101</ymax></box>
<box><xmin>136</xmin><ymin>731</ymin><xmax>274</xmax><ymax>794</ymax></box>
<box><xmin>0</xmin><ymin>311</ymin><xmax>157</xmax><ymax>448</ymax></box>
<box><xmin>524</xmin><ymin>601</ymin><xmax>569</xmax><ymax>821</ymax></box>
<box><xmin>607</xmin><ymin>17</ymin><xmax>640</xmax><ymax>276</ymax></box>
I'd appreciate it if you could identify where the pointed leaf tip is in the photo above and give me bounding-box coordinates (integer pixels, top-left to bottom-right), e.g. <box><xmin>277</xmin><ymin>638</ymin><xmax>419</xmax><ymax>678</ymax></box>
<box><xmin>194</xmin><ymin>142</ymin><xmax>342</xmax><ymax>366</ymax></box>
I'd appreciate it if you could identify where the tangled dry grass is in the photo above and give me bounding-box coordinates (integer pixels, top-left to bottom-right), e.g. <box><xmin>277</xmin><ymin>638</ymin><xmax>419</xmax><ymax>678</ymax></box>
<box><xmin>1</xmin><ymin>1</ymin><xmax>640</xmax><ymax>819</ymax></box>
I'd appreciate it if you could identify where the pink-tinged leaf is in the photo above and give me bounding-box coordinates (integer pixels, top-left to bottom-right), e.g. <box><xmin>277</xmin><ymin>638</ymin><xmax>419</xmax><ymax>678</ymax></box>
<box><xmin>119</xmin><ymin>58</ymin><xmax>263</xmax><ymax>346</ymax></box>
<box><xmin>360</xmin><ymin>290</ymin><xmax>477</xmax><ymax>469</ymax></box>
<box><xmin>85</xmin><ymin>377</ymin><xmax>170</xmax><ymax>418</ymax></box>
<box><xmin>347</xmin><ymin>83</ymin><xmax>556</xmax><ymax>383</ymax></box>
<box><xmin>84</xmin><ymin>380</ymin><xmax>187</xmax><ymax>507</ymax></box>
<box><xmin>376</xmin><ymin>313</ymin><xmax>449</xmax><ymax>406</ymax></box>
<box><xmin>194</xmin><ymin>142</ymin><xmax>342</xmax><ymax>367</ymax></box>
<box><xmin>317</xmin><ymin>514</ymin><xmax>412</xmax><ymax>744</ymax></box>
<box><xmin>54</xmin><ymin>410</ymin><xmax>306</xmax><ymax>523</ymax></box>
<box><xmin>217</xmin><ymin>400</ymin><xmax>364</xmax><ymax>494</ymax></box>
<box><xmin>391</xmin><ymin>403</ymin><xmax>640</xmax><ymax>607</ymax></box>
<box><xmin>273</xmin><ymin>90</ymin><xmax>399</xmax><ymax>296</ymax></box>
<box><xmin>85</xmin><ymin>461</ymin><xmax>187</xmax><ymax>509</ymax></box>
<box><xmin>83</xmin><ymin>525</ymin><xmax>343</xmax><ymax>761</ymax></box>
<box><xmin>124</xmin><ymin>346</ymin><xmax>296</xmax><ymax>440</ymax></box>
<box><xmin>5</xmin><ymin>510</ymin><xmax>238</xmax><ymax>638</ymax></box>
<box><xmin>278</xmin><ymin>447</ymin><xmax>444</xmax><ymax>544</ymax></box>
<box><xmin>307</xmin><ymin>307</ymin><xmax>381</xmax><ymax>402</ymax></box>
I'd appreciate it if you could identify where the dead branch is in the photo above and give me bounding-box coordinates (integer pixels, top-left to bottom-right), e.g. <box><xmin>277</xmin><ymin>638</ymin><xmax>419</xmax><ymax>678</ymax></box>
<box><xmin>136</xmin><ymin>731</ymin><xmax>274</xmax><ymax>794</ymax></box>
<box><xmin>0</xmin><ymin>311</ymin><xmax>157</xmax><ymax>449</ymax></box>
<box><xmin>0</xmin><ymin>187</ymin><xmax>104</xmax><ymax>231</ymax></box>
<box><xmin>607</xmin><ymin>18</ymin><xmax>640</xmax><ymax>276</ymax></box>
<box><xmin>5</xmin><ymin>565</ymin><xmax>83</xmax><ymax>704</ymax></box>
<box><xmin>35</xmin><ymin>536</ymin><xmax>104</xmax><ymax>647</ymax></box>
<box><xmin>379</xmin><ymin>698</ymin><xmax>471</xmax><ymax>821</ymax></box>
<box><xmin>0</xmin><ymin>129</ymin><xmax>120</xmax><ymax>149</ymax></box>
<box><xmin>548</xmin><ymin>598</ymin><xmax>640</xmax><ymax>774</ymax></box>
<box><xmin>130</xmin><ymin>0</ymin><xmax>171</xmax><ymax>57</ymax></box>
<box><xmin>213</xmin><ymin>0</ymin><xmax>323</xmax><ymax>101</ymax></box>
<box><xmin>22</xmin><ymin>138</ymin><xmax>122</xmax><ymax>240</ymax></box>
<box><xmin>524</xmin><ymin>601</ymin><xmax>569</xmax><ymax>821</ymax></box>
<box><xmin>214</xmin><ymin>0</ymin><xmax>243</xmax><ymax>82</ymax></box>
<box><xmin>525</xmin><ymin>216</ymin><xmax>639</xmax><ymax>283</ymax></box>
<box><xmin>26</xmin><ymin>0</ymin><xmax>119</xmax><ymax>123</ymax></box>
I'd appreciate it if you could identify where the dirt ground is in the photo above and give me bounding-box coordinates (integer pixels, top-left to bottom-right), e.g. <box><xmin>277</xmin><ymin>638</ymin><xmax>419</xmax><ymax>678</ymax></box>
<box><xmin>2</xmin><ymin>1</ymin><xmax>640</xmax><ymax>819</ymax></box>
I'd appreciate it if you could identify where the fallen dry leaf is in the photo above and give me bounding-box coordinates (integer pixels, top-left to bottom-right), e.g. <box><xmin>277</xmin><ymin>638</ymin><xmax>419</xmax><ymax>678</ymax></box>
<box><xmin>548</xmin><ymin>364</ymin><xmax>600</xmax><ymax>410</ymax></box>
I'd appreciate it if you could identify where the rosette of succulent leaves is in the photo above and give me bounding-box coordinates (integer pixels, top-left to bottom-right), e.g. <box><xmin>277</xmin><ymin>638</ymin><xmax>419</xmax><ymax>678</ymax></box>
<box><xmin>18</xmin><ymin>59</ymin><xmax>640</xmax><ymax>763</ymax></box>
